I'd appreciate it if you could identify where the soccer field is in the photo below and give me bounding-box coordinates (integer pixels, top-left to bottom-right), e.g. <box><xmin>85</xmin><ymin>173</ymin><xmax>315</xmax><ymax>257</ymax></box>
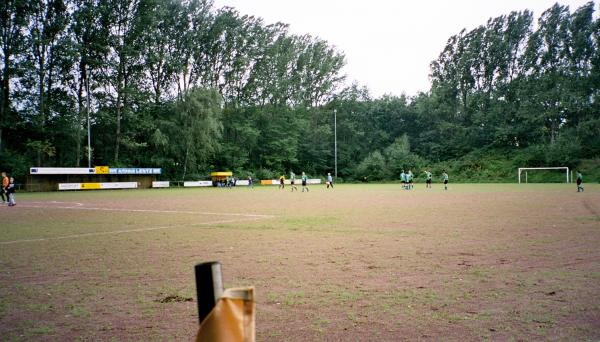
<box><xmin>1</xmin><ymin>184</ymin><xmax>599</xmax><ymax>341</ymax></box>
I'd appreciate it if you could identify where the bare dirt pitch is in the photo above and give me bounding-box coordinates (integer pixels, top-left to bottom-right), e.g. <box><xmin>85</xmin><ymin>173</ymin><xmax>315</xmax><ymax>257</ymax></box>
<box><xmin>1</xmin><ymin>183</ymin><xmax>599</xmax><ymax>341</ymax></box>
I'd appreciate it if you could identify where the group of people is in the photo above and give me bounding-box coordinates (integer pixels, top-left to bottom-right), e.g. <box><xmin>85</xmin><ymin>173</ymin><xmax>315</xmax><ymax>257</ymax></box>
<box><xmin>279</xmin><ymin>172</ymin><xmax>334</xmax><ymax>192</ymax></box>
<box><xmin>401</xmin><ymin>169</ymin><xmax>449</xmax><ymax>190</ymax></box>
<box><xmin>1</xmin><ymin>172</ymin><xmax>16</xmax><ymax>206</ymax></box>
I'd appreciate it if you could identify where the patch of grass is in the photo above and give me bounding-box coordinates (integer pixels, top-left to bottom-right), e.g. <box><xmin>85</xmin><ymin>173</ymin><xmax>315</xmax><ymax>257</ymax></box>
<box><xmin>26</xmin><ymin>324</ymin><xmax>55</xmax><ymax>335</ymax></box>
<box><xmin>265</xmin><ymin>291</ymin><xmax>279</xmax><ymax>303</ymax></box>
<box><xmin>336</xmin><ymin>290</ymin><xmax>363</xmax><ymax>303</ymax></box>
<box><xmin>283</xmin><ymin>216</ymin><xmax>340</xmax><ymax>231</ymax></box>
<box><xmin>469</xmin><ymin>267</ymin><xmax>492</xmax><ymax>280</ymax></box>
<box><xmin>311</xmin><ymin>316</ymin><xmax>330</xmax><ymax>333</ymax></box>
<box><xmin>430</xmin><ymin>310</ymin><xmax>465</xmax><ymax>323</ymax></box>
<box><xmin>284</xmin><ymin>290</ymin><xmax>305</xmax><ymax>306</ymax></box>
<box><xmin>26</xmin><ymin>303</ymin><xmax>54</xmax><ymax>313</ymax></box>
<box><xmin>69</xmin><ymin>305</ymin><xmax>90</xmax><ymax>318</ymax></box>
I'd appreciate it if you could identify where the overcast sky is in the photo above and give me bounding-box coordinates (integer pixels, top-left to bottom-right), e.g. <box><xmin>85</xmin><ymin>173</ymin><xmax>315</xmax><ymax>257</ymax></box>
<box><xmin>212</xmin><ymin>0</ymin><xmax>595</xmax><ymax>98</ymax></box>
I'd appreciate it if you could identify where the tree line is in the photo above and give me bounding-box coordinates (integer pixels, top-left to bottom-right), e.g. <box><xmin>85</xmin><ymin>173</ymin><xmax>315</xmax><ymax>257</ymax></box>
<box><xmin>1</xmin><ymin>0</ymin><xmax>599</xmax><ymax>182</ymax></box>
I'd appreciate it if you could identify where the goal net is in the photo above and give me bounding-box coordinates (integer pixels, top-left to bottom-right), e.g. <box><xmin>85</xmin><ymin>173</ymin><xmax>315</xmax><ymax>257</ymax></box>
<box><xmin>518</xmin><ymin>167</ymin><xmax>570</xmax><ymax>184</ymax></box>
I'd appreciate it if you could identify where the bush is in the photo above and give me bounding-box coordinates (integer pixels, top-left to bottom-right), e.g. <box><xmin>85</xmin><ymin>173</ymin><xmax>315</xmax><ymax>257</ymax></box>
<box><xmin>355</xmin><ymin>151</ymin><xmax>389</xmax><ymax>181</ymax></box>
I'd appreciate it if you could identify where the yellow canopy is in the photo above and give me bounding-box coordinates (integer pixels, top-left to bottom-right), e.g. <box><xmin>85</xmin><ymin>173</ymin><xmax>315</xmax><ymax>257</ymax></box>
<box><xmin>211</xmin><ymin>172</ymin><xmax>233</xmax><ymax>177</ymax></box>
<box><xmin>211</xmin><ymin>171</ymin><xmax>233</xmax><ymax>181</ymax></box>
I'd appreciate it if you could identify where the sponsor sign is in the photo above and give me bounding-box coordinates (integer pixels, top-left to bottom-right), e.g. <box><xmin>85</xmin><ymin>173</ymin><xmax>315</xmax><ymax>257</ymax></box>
<box><xmin>152</xmin><ymin>181</ymin><xmax>170</xmax><ymax>188</ymax></box>
<box><xmin>95</xmin><ymin>166</ymin><xmax>109</xmax><ymax>174</ymax></box>
<box><xmin>58</xmin><ymin>182</ymin><xmax>138</xmax><ymax>190</ymax></box>
<box><xmin>31</xmin><ymin>167</ymin><xmax>95</xmax><ymax>175</ymax></box>
<box><xmin>184</xmin><ymin>181</ymin><xmax>213</xmax><ymax>187</ymax></box>
<box><xmin>109</xmin><ymin>168</ymin><xmax>161</xmax><ymax>175</ymax></box>
<box><xmin>235</xmin><ymin>180</ymin><xmax>250</xmax><ymax>186</ymax></box>
<box><xmin>58</xmin><ymin>183</ymin><xmax>81</xmax><ymax>190</ymax></box>
<box><xmin>31</xmin><ymin>167</ymin><xmax>160</xmax><ymax>175</ymax></box>
<box><xmin>80</xmin><ymin>182</ymin><xmax>101</xmax><ymax>190</ymax></box>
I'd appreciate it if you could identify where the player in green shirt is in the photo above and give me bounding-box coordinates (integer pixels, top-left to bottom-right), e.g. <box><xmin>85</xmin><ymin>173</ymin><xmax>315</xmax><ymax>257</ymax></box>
<box><xmin>423</xmin><ymin>170</ymin><xmax>432</xmax><ymax>189</ymax></box>
<box><xmin>400</xmin><ymin>170</ymin><xmax>406</xmax><ymax>190</ymax></box>
<box><xmin>407</xmin><ymin>169</ymin><xmax>414</xmax><ymax>190</ymax></box>
<box><xmin>442</xmin><ymin>170</ymin><xmax>449</xmax><ymax>190</ymax></box>
<box><xmin>576</xmin><ymin>170</ymin><xmax>583</xmax><ymax>192</ymax></box>
<box><xmin>301</xmin><ymin>172</ymin><xmax>309</xmax><ymax>192</ymax></box>
<box><xmin>290</xmin><ymin>171</ymin><xmax>298</xmax><ymax>192</ymax></box>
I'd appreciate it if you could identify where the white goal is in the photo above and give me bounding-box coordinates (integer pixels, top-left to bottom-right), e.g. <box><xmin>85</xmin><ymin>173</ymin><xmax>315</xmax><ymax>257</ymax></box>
<box><xmin>518</xmin><ymin>167</ymin><xmax>570</xmax><ymax>184</ymax></box>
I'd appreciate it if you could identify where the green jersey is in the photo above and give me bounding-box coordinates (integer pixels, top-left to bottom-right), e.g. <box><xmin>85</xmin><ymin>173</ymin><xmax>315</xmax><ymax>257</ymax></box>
<box><xmin>407</xmin><ymin>172</ymin><xmax>413</xmax><ymax>181</ymax></box>
<box><xmin>400</xmin><ymin>172</ymin><xmax>406</xmax><ymax>181</ymax></box>
<box><xmin>576</xmin><ymin>172</ymin><xmax>582</xmax><ymax>181</ymax></box>
<box><xmin>290</xmin><ymin>172</ymin><xmax>295</xmax><ymax>180</ymax></box>
<box><xmin>302</xmin><ymin>174</ymin><xmax>307</xmax><ymax>181</ymax></box>
<box><xmin>442</xmin><ymin>173</ymin><xmax>449</xmax><ymax>181</ymax></box>
<box><xmin>425</xmin><ymin>171</ymin><xmax>432</xmax><ymax>180</ymax></box>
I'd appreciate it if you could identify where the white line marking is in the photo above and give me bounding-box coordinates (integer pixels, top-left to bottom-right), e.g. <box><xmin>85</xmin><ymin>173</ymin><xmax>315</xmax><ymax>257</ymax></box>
<box><xmin>0</xmin><ymin>217</ymin><xmax>269</xmax><ymax>245</ymax></box>
<box><xmin>17</xmin><ymin>204</ymin><xmax>274</xmax><ymax>218</ymax></box>
<box><xmin>25</xmin><ymin>201</ymin><xmax>84</xmax><ymax>206</ymax></box>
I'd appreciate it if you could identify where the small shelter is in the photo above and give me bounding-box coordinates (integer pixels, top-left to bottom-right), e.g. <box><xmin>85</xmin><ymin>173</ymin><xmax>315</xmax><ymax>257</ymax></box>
<box><xmin>210</xmin><ymin>171</ymin><xmax>233</xmax><ymax>186</ymax></box>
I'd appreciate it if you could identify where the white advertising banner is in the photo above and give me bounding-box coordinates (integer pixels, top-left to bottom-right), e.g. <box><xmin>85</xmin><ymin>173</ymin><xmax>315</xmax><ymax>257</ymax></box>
<box><xmin>32</xmin><ymin>167</ymin><xmax>95</xmax><ymax>175</ymax></box>
<box><xmin>235</xmin><ymin>180</ymin><xmax>250</xmax><ymax>186</ymax></box>
<box><xmin>100</xmin><ymin>182</ymin><xmax>138</xmax><ymax>189</ymax></box>
<box><xmin>58</xmin><ymin>183</ymin><xmax>82</xmax><ymax>190</ymax></box>
<box><xmin>184</xmin><ymin>181</ymin><xmax>213</xmax><ymax>187</ymax></box>
<box><xmin>152</xmin><ymin>181</ymin><xmax>170</xmax><ymax>188</ymax></box>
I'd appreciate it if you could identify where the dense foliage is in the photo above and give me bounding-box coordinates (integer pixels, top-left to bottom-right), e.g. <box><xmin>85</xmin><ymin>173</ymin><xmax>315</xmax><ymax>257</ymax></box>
<box><xmin>1</xmin><ymin>0</ymin><xmax>599</xmax><ymax>182</ymax></box>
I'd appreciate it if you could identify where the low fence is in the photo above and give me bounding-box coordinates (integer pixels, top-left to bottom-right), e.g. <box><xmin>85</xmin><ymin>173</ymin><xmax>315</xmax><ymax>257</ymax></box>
<box><xmin>53</xmin><ymin>179</ymin><xmax>322</xmax><ymax>191</ymax></box>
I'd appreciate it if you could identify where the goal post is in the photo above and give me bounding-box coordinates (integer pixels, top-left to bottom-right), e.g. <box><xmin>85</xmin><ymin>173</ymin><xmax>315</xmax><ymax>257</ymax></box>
<box><xmin>518</xmin><ymin>167</ymin><xmax>569</xmax><ymax>184</ymax></box>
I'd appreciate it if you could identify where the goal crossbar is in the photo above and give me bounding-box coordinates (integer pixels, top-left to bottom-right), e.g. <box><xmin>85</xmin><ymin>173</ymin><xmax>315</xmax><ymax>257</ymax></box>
<box><xmin>518</xmin><ymin>167</ymin><xmax>569</xmax><ymax>184</ymax></box>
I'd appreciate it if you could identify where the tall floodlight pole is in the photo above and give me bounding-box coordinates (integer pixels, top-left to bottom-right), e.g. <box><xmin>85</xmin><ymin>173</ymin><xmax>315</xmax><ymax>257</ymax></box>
<box><xmin>86</xmin><ymin>65</ymin><xmax>92</xmax><ymax>168</ymax></box>
<box><xmin>334</xmin><ymin>109</ymin><xmax>337</xmax><ymax>179</ymax></box>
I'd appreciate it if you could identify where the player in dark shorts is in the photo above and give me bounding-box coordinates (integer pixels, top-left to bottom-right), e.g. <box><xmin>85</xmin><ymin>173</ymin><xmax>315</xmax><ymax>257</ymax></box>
<box><xmin>400</xmin><ymin>170</ymin><xmax>406</xmax><ymax>190</ymax></box>
<box><xmin>424</xmin><ymin>170</ymin><xmax>432</xmax><ymax>188</ymax></box>
<box><xmin>576</xmin><ymin>171</ymin><xmax>583</xmax><ymax>192</ymax></box>
<box><xmin>279</xmin><ymin>175</ymin><xmax>285</xmax><ymax>189</ymax></box>
<box><xmin>290</xmin><ymin>171</ymin><xmax>298</xmax><ymax>192</ymax></box>
<box><xmin>301</xmin><ymin>172</ymin><xmax>309</xmax><ymax>192</ymax></box>
<box><xmin>442</xmin><ymin>170</ymin><xmax>449</xmax><ymax>190</ymax></box>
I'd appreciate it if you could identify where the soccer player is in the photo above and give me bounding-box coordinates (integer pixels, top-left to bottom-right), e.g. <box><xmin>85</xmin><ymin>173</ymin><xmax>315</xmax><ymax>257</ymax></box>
<box><xmin>423</xmin><ymin>170</ymin><xmax>432</xmax><ymax>189</ymax></box>
<box><xmin>576</xmin><ymin>170</ymin><xmax>584</xmax><ymax>192</ymax></box>
<box><xmin>290</xmin><ymin>171</ymin><xmax>298</xmax><ymax>192</ymax></box>
<box><xmin>400</xmin><ymin>170</ymin><xmax>406</xmax><ymax>190</ymax></box>
<box><xmin>442</xmin><ymin>170</ymin><xmax>449</xmax><ymax>190</ymax></box>
<box><xmin>301</xmin><ymin>172</ymin><xmax>309</xmax><ymax>192</ymax></box>
<box><xmin>7</xmin><ymin>177</ymin><xmax>15</xmax><ymax>206</ymax></box>
<box><xmin>279</xmin><ymin>174</ymin><xmax>285</xmax><ymax>190</ymax></box>
<box><xmin>407</xmin><ymin>169</ymin><xmax>414</xmax><ymax>189</ymax></box>
<box><xmin>1</xmin><ymin>172</ymin><xmax>7</xmax><ymax>204</ymax></box>
<box><xmin>326</xmin><ymin>172</ymin><xmax>334</xmax><ymax>189</ymax></box>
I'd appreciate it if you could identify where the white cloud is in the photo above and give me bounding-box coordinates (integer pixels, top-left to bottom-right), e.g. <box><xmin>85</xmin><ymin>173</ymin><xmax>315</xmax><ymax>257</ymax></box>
<box><xmin>213</xmin><ymin>0</ymin><xmax>595</xmax><ymax>97</ymax></box>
